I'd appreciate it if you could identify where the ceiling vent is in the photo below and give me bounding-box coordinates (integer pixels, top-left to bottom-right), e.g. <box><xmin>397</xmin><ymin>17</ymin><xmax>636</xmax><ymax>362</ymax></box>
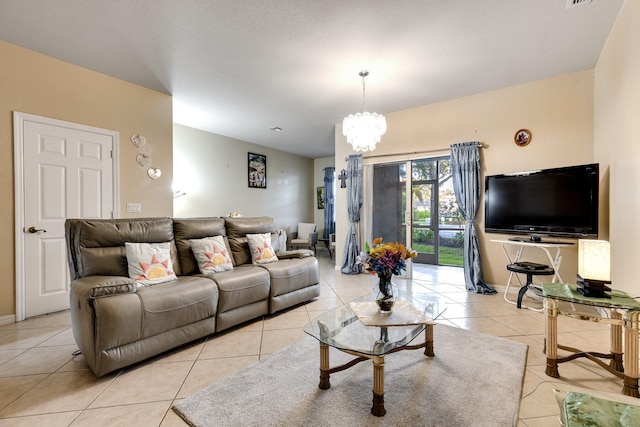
<box><xmin>566</xmin><ymin>0</ymin><xmax>592</xmax><ymax>8</ymax></box>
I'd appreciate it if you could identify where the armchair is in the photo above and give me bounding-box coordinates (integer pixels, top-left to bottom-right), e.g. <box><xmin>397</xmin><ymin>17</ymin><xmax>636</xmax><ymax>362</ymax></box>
<box><xmin>290</xmin><ymin>223</ymin><xmax>318</xmax><ymax>255</ymax></box>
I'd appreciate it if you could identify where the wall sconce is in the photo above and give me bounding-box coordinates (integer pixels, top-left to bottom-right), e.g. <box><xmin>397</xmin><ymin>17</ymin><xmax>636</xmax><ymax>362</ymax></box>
<box><xmin>577</xmin><ymin>239</ymin><xmax>611</xmax><ymax>297</ymax></box>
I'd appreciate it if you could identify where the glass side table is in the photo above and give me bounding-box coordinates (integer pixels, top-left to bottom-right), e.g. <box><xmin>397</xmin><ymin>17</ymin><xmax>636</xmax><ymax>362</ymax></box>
<box><xmin>542</xmin><ymin>282</ymin><xmax>640</xmax><ymax>398</ymax></box>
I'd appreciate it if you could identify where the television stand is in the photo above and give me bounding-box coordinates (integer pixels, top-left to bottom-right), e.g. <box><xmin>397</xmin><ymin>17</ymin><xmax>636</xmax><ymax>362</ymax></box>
<box><xmin>491</xmin><ymin>239</ymin><xmax>575</xmax><ymax>311</ymax></box>
<box><xmin>509</xmin><ymin>236</ymin><xmax>542</xmax><ymax>242</ymax></box>
<box><xmin>508</xmin><ymin>236</ymin><xmax>573</xmax><ymax>245</ymax></box>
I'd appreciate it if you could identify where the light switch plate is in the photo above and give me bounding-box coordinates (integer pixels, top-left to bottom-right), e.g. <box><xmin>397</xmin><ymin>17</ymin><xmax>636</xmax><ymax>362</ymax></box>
<box><xmin>126</xmin><ymin>203</ymin><xmax>142</xmax><ymax>213</ymax></box>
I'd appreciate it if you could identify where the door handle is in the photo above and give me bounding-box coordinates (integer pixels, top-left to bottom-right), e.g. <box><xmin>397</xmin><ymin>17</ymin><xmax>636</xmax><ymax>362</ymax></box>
<box><xmin>26</xmin><ymin>226</ymin><xmax>47</xmax><ymax>234</ymax></box>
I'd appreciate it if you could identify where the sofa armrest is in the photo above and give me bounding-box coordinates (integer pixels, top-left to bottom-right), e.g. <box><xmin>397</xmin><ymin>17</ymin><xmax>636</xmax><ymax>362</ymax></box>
<box><xmin>71</xmin><ymin>276</ymin><xmax>137</xmax><ymax>300</ymax></box>
<box><xmin>276</xmin><ymin>249</ymin><xmax>314</xmax><ymax>259</ymax></box>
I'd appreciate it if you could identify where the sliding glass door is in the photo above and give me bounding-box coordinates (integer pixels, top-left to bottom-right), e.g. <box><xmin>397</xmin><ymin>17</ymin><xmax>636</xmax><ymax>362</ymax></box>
<box><xmin>371</xmin><ymin>157</ymin><xmax>463</xmax><ymax>267</ymax></box>
<box><xmin>411</xmin><ymin>159</ymin><xmax>437</xmax><ymax>264</ymax></box>
<box><xmin>371</xmin><ymin>162</ymin><xmax>406</xmax><ymax>247</ymax></box>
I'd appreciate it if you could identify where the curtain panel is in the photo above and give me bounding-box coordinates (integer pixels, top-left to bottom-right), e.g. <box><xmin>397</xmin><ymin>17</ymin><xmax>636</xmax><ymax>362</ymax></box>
<box><xmin>450</xmin><ymin>142</ymin><xmax>496</xmax><ymax>294</ymax></box>
<box><xmin>341</xmin><ymin>155</ymin><xmax>363</xmax><ymax>274</ymax></box>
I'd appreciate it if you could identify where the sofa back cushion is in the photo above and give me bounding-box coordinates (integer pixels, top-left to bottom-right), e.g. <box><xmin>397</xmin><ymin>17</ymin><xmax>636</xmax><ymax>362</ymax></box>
<box><xmin>225</xmin><ymin>217</ymin><xmax>276</xmax><ymax>266</ymax></box>
<box><xmin>173</xmin><ymin>218</ymin><xmax>227</xmax><ymax>275</ymax></box>
<box><xmin>65</xmin><ymin>218</ymin><xmax>176</xmax><ymax>280</ymax></box>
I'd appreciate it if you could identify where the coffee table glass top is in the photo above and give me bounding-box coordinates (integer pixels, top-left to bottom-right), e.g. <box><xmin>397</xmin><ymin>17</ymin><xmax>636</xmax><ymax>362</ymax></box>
<box><xmin>303</xmin><ymin>293</ymin><xmax>444</xmax><ymax>356</ymax></box>
<box><xmin>542</xmin><ymin>283</ymin><xmax>640</xmax><ymax>310</ymax></box>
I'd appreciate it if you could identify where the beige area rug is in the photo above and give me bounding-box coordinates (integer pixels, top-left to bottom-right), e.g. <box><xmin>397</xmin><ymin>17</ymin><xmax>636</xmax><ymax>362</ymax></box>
<box><xmin>173</xmin><ymin>325</ymin><xmax>527</xmax><ymax>427</ymax></box>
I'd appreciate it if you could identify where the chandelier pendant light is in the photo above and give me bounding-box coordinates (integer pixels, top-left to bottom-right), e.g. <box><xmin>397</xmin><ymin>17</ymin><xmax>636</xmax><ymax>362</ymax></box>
<box><xmin>343</xmin><ymin>70</ymin><xmax>387</xmax><ymax>152</ymax></box>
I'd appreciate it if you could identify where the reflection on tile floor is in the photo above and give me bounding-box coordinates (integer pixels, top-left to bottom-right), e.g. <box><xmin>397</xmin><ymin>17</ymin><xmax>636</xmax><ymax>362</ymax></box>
<box><xmin>0</xmin><ymin>250</ymin><xmax>633</xmax><ymax>426</ymax></box>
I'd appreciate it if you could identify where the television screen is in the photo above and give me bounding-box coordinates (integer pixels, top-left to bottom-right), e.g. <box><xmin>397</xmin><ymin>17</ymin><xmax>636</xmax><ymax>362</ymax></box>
<box><xmin>484</xmin><ymin>163</ymin><xmax>599</xmax><ymax>239</ymax></box>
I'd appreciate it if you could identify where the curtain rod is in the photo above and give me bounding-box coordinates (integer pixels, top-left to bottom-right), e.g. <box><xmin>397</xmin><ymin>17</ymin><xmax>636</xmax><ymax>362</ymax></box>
<box><xmin>344</xmin><ymin>142</ymin><xmax>485</xmax><ymax>161</ymax></box>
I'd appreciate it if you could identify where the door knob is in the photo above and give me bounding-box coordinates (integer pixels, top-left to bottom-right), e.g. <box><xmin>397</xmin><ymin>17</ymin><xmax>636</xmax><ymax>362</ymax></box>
<box><xmin>26</xmin><ymin>226</ymin><xmax>46</xmax><ymax>233</ymax></box>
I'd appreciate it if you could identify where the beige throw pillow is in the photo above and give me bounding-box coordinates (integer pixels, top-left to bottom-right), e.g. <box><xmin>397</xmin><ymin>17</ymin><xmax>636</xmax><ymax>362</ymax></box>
<box><xmin>247</xmin><ymin>233</ymin><xmax>279</xmax><ymax>264</ymax></box>
<box><xmin>125</xmin><ymin>242</ymin><xmax>178</xmax><ymax>286</ymax></box>
<box><xmin>190</xmin><ymin>236</ymin><xmax>234</xmax><ymax>274</ymax></box>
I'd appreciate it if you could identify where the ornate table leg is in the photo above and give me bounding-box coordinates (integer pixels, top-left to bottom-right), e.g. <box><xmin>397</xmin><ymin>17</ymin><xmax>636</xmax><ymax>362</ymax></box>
<box><xmin>610</xmin><ymin>309</ymin><xmax>624</xmax><ymax>372</ymax></box>
<box><xmin>424</xmin><ymin>323</ymin><xmax>434</xmax><ymax>357</ymax></box>
<box><xmin>545</xmin><ymin>298</ymin><xmax>559</xmax><ymax>378</ymax></box>
<box><xmin>623</xmin><ymin>311</ymin><xmax>640</xmax><ymax>397</ymax></box>
<box><xmin>371</xmin><ymin>355</ymin><xmax>386</xmax><ymax>416</ymax></box>
<box><xmin>319</xmin><ymin>343</ymin><xmax>331</xmax><ymax>390</ymax></box>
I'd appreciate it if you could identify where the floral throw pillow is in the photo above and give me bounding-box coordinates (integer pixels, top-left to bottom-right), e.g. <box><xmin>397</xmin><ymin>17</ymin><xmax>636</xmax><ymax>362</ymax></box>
<box><xmin>247</xmin><ymin>233</ymin><xmax>279</xmax><ymax>264</ymax></box>
<box><xmin>125</xmin><ymin>242</ymin><xmax>178</xmax><ymax>286</ymax></box>
<box><xmin>189</xmin><ymin>236</ymin><xmax>234</xmax><ymax>274</ymax></box>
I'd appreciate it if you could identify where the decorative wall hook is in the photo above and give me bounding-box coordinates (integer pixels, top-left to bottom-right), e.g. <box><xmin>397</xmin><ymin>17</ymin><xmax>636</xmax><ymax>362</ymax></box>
<box><xmin>136</xmin><ymin>153</ymin><xmax>151</xmax><ymax>167</ymax></box>
<box><xmin>131</xmin><ymin>134</ymin><xmax>147</xmax><ymax>148</ymax></box>
<box><xmin>147</xmin><ymin>168</ymin><xmax>161</xmax><ymax>180</ymax></box>
<box><xmin>338</xmin><ymin>169</ymin><xmax>347</xmax><ymax>188</ymax></box>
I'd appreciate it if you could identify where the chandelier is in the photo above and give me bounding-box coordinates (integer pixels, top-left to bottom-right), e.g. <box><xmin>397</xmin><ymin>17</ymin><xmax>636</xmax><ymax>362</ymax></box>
<box><xmin>342</xmin><ymin>70</ymin><xmax>387</xmax><ymax>152</ymax></box>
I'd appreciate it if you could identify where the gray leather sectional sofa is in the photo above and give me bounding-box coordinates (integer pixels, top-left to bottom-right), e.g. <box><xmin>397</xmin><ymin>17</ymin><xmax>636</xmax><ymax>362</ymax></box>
<box><xmin>65</xmin><ymin>216</ymin><xmax>320</xmax><ymax>376</ymax></box>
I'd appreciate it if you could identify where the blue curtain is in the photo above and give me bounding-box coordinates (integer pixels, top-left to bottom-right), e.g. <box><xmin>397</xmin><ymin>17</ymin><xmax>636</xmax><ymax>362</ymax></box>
<box><xmin>450</xmin><ymin>142</ymin><xmax>496</xmax><ymax>294</ymax></box>
<box><xmin>341</xmin><ymin>155</ymin><xmax>362</xmax><ymax>274</ymax></box>
<box><xmin>323</xmin><ymin>167</ymin><xmax>335</xmax><ymax>240</ymax></box>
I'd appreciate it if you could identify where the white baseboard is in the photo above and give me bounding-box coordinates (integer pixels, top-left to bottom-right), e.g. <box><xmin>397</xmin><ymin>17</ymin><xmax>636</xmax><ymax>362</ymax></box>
<box><xmin>0</xmin><ymin>314</ymin><xmax>16</xmax><ymax>325</ymax></box>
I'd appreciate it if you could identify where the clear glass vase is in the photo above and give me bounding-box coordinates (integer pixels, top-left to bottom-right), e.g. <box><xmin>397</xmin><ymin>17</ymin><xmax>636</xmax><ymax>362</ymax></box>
<box><xmin>374</xmin><ymin>271</ymin><xmax>398</xmax><ymax>314</ymax></box>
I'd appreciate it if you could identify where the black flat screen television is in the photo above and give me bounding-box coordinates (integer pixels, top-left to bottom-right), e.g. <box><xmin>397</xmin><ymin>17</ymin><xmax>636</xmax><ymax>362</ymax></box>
<box><xmin>484</xmin><ymin>163</ymin><xmax>599</xmax><ymax>240</ymax></box>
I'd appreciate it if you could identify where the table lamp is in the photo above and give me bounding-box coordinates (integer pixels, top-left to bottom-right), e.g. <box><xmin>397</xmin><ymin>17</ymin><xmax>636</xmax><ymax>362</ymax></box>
<box><xmin>577</xmin><ymin>239</ymin><xmax>611</xmax><ymax>298</ymax></box>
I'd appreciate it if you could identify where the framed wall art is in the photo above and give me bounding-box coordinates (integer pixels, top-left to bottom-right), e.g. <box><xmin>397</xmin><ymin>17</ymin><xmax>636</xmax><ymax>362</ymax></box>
<box><xmin>317</xmin><ymin>187</ymin><xmax>325</xmax><ymax>209</ymax></box>
<box><xmin>248</xmin><ymin>152</ymin><xmax>267</xmax><ymax>189</ymax></box>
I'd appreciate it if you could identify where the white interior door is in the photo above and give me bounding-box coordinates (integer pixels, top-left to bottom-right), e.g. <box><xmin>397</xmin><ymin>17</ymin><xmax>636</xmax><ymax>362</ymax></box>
<box><xmin>14</xmin><ymin>113</ymin><xmax>119</xmax><ymax>320</ymax></box>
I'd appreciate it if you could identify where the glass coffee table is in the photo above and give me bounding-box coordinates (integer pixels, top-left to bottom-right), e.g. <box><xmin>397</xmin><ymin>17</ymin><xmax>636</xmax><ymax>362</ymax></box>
<box><xmin>303</xmin><ymin>293</ymin><xmax>444</xmax><ymax>416</ymax></box>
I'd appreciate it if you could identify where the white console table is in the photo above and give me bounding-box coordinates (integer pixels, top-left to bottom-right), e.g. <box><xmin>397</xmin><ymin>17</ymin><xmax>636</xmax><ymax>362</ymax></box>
<box><xmin>491</xmin><ymin>239</ymin><xmax>574</xmax><ymax>310</ymax></box>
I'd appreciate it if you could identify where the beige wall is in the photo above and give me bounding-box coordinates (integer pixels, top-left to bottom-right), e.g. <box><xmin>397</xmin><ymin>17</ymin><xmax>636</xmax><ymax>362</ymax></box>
<box><xmin>173</xmin><ymin>124</ymin><xmax>315</xmax><ymax>237</ymax></box>
<box><xmin>594</xmin><ymin>1</ymin><xmax>640</xmax><ymax>295</ymax></box>
<box><xmin>0</xmin><ymin>41</ymin><xmax>173</xmax><ymax>318</ymax></box>
<box><xmin>335</xmin><ymin>70</ymin><xmax>596</xmax><ymax>285</ymax></box>
<box><xmin>313</xmin><ymin>157</ymin><xmax>336</xmax><ymax>240</ymax></box>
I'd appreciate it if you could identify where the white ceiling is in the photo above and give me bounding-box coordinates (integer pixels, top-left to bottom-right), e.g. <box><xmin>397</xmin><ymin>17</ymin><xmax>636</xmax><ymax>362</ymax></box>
<box><xmin>0</xmin><ymin>0</ymin><xmax>624</xmax><ymax>158</ymax></box>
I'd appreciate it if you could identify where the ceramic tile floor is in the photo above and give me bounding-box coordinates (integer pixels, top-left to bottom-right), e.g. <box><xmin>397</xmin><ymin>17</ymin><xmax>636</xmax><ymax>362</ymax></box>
<box><xmin>0</xmin><ymin>250</ymin><xmax>635</xmax><ymax>426</ymax></box>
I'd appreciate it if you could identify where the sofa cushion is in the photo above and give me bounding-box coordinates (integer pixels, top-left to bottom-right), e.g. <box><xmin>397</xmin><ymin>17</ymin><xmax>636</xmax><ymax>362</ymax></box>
<box><xmin>125</xmin><ymin>242</ymin><xmax>178</xmax><ymax>286</ymax></box>
<box><xmin>137</xmin><ymin>276</ymin><xmax>218</xmax><ymax>338</ymax></box>
<box><xmin>65</xmin><ymin>217</ymin><xmax>177</xmax><ymax>280</ymax></box>
<box><xmin>173</xmin><ymin>218</ymin><xmax>227</xmax><ymax>275</ymax></box>
<box><xmin>258</xmin><ymin>257</ymin><xmax>319</xmax><ymax>298</ymax></box>
<box><xmin>225</xmin><ymin>217</ymin><xmax>277</xmax><ymax>266</ymax></box>
<box><xmin>247</xmin><ymin>233</ymin><xmax>279</xmax><ymax>264</ymax></box>
<box><xmin>204</xmin><ymin>265</ymin><xmax>270</xmax><ymax>313</ymax></box>
<box><xmin>190</xmin><ymin>236</ymin><xmax>234</xmax><ymax>273</ymax></box>
<box><xmin>78</xmin><ymin>246</ymin><xmax>130</xmax><ymax>277</ymax></box>
<box><xmin>224</xmin><ymin>216</ymin><xmax>276</xmax><ymax>237</ymax></box>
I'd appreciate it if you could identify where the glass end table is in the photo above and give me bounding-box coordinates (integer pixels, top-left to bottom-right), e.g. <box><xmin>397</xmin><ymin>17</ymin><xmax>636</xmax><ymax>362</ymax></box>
<box><xmin>542</xmin><ymin>282</ymin><xmax>640</xmax><ymax>398</ymax></box>
<box><xmin>303</xmin><ymin>293</ymin><xmax>444</xmax><ymax>416</ymax></box>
